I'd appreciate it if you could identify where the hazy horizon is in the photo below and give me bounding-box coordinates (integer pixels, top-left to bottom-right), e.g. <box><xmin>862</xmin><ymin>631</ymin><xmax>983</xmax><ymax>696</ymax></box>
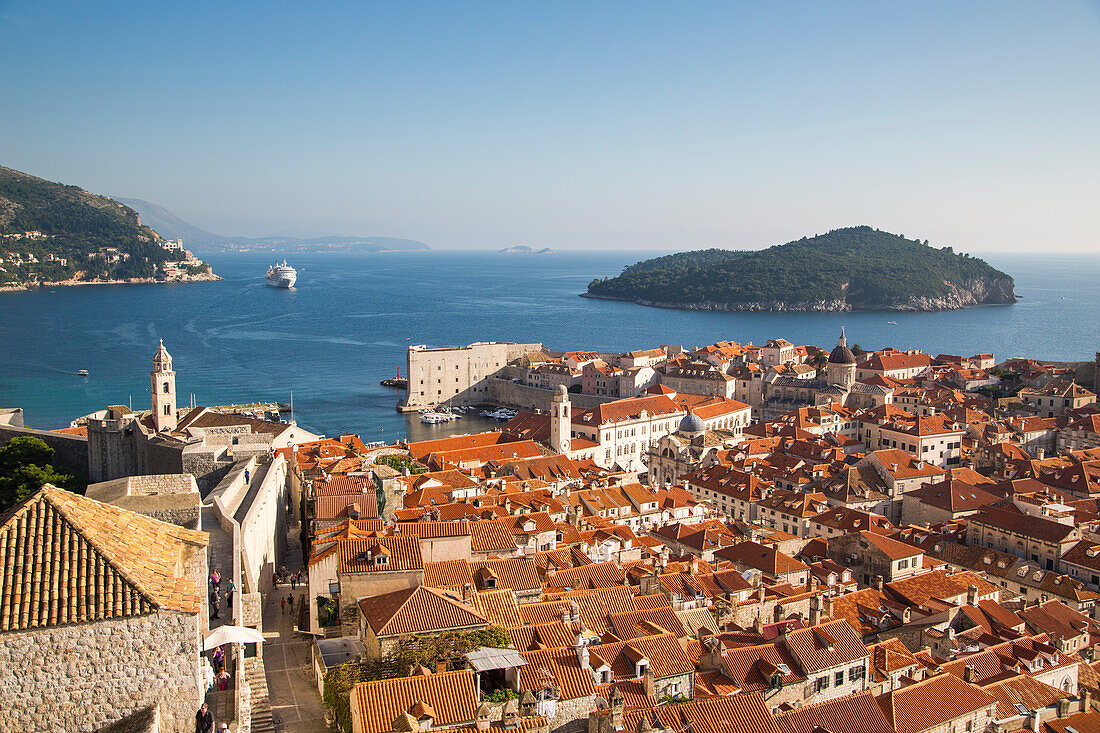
<box><xmin>2</xmin><ymin>2</ymin><xmax>1098</xmax><ymax>253</ymax></box>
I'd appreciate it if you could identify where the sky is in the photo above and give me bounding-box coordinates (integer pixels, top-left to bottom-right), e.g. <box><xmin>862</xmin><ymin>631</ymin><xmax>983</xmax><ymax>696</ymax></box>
<box><xmin>1</xmin><ymin>2</ymin><xmax>1098</xmax><ymax>252</ymax></box>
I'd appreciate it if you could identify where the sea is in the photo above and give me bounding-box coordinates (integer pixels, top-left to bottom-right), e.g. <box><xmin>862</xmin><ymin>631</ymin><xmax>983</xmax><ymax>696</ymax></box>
<box><xmin>0</xmin><ymin>250</ymin><xmax>1097</xmax><ymax>442</ymax></box>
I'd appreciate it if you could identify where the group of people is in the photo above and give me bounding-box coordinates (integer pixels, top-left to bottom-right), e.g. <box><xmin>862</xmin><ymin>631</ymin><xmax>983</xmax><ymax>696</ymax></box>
<box><xmin>272</xmin><ymin>563</ymin><xmax>302</xmax><ymax>589</ymax></box>
<box><xmin>208</xmin><ymin>567</ymin><xmax>235</xmax><ymax>621</ymax></box>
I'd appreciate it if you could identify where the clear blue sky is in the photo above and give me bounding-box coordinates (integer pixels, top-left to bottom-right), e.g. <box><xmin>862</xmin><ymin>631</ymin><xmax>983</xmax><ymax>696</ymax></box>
<box><xmin>1</xmin><ymin>1</ymin><xmax>1098</xmax><ymax>251</ymax></box>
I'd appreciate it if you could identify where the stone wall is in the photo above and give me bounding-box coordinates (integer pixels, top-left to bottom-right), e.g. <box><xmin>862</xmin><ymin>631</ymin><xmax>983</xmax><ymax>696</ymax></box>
<box><xmin>0</xmin><ymin>423</ymin><xmax>89</xmax><ymax>476</ymax></box>
<box><xmin>485</xmin><ymin>377</ymin><xmax>617</xmax><ymax>413</ymax></box>
<box><xmin>240</xmin><ymin>454</ymin><xmax>289</xmax><ymax>596</ymax></box>
<box><xmin>0</xmin><ymin>611</ymin><xmax>201</xmax><ymax>733</ymax></box>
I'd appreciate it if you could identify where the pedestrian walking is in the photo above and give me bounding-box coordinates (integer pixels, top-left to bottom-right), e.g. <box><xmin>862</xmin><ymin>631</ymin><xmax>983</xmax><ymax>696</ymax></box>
<box><xmin>244</xmin><ymin>468</ymin><xmax>250</xmax><ymax>483</ymax></box>
<box><xmin>290</xmin><ymin>573</ymin><xmax>296</xmax><ymax>590</ymax></box>
<box><xmin>212</xmin><ymin>646</ymin><xmax>225</xmax><ymax>675</ymax></box>
<box><xmin>272</xmin><ymin>571</ymin><xmax>279</xmax><ymax>588</ymax></box>
<box><xmin>209</xmin><ymin>567</ymin><xmax>221</xmax><ymax>590</ymax></box>
<box><xmin>280</xmin><ymin>596</ymin><xmax>286</xmax><ymax>614</ymax></box>
<box><xmin>195</xmin><ymin>703</ymin><xmax>214</xmax><ymax>733</ymax></box>
<box><xmin>209</xmin><ymin>590</ymin><xmax>220</xmax><ymax>620</ymax></box>
<box><xmin>216</xmin><ymin>669</ymin><xmax>231</xmax><ymax>691</ymax></box>
<box><xmin>226</xmin><ymin>579</ymin><xmax>235</xmax><ymax>610</ymax></box>
<box><xmin>287</xmin><ymin>593</ymin><xmax>294</xmax><ymax>616</ymax></box>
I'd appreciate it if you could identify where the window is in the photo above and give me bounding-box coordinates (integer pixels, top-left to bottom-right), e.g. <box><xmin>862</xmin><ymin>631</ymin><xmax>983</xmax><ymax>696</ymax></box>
<box><xmin>835</xmin><ymin>671</ymin><xmax>844</xmax><ymax>687</ymax></box>
<box><xmin>162</xmin><ymin>382</ymin><xmax>170</xmax><ymax>393</ymax></box>
<box><xmin>163</xmin><ymin>405</ymin><xmax>171</xmax><ymax>415</ymax></box>
<box><xmin>816</xmin><ymin>677</ymin><xmax>829</xmax><ymax>692</ymax></box>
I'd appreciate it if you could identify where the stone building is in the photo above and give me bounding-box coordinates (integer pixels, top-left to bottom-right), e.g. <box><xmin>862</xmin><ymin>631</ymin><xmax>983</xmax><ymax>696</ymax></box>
<box><xmin>0</xmin><ymin>485</ymin><xmax>208</xmax><ymax>732</ymax></box>
<box><xmin>400</xmin><ymin>341</ymin><xmax>543</xmax><ymax>411</ymax></box>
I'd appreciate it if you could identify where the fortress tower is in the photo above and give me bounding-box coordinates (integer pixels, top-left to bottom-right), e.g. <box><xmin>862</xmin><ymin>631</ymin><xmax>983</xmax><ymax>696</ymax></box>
<box><xmin>826</xmin><ymin>328</ymin><xmax>857</xmax><ymax>390</ymax></box>
<box><xmin>151</xmin><ymin>339</ymin><xmax>177</xmax><ymax>432</ymax></box>
<box><xmin>550</xmin><ymin>384</ymin><xmax>571</xmax><ymax>455</ymax></box>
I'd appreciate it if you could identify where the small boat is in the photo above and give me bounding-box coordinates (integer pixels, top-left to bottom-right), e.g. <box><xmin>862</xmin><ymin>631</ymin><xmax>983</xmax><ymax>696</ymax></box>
<box><xmin>887</xmin><ymin>321</ymin><xmax>898</xmax><ymax>325</ymax></box>
<box><xmin>420</xmin><ymin>412</ymin><xmax>451</xmax><ymax>424</ymax></box>
<box><xmin>77</xmin><ymin>370</ymin><xmax>89</xmax><ymax>377</ymax></box>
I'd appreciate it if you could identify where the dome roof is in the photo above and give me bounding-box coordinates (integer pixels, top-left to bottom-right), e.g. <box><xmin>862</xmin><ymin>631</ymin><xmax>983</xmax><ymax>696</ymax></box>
<box><xmin>829</xmin><ymin>343</ymin><xmax>856</xmax><ymax>365</ymax></box>
<box><xmin>679</xmin><ymin>410</ymin><xmax>705</xmax><ymax>434</ymax></box>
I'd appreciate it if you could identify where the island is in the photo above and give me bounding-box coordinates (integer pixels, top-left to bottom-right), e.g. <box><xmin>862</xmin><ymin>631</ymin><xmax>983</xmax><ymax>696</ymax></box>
<box><xmin>500</xmin><ymin>245</ymin><xmax>555</xmax><ymax>254</ymax></box>
<box><xmin>0</xmin><ymin>165</ymin><xmax>219</xmax><ymax>291</ymax></box>
<box><xmin>582</xmin><ymin>226</ymin><xmax>1016</xmax><ymax>312</ymax></box>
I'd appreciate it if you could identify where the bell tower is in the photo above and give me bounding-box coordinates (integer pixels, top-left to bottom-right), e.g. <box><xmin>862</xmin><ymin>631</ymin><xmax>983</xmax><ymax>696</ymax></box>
<box><xmin>550</xmin><ymin>384</ymin><xmax>571</xmax><ymax>455</ymax></box>
<box><xmin>151</xmin><ymin>339</ymin><xmax>177</xmax><ymax>432</ymax></box>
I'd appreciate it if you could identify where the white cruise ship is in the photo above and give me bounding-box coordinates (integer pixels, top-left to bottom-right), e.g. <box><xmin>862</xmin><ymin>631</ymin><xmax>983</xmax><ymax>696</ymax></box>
<box><xmin>265</xmin><ymin>261</ymin><xmax>297</xmax><ymax>288</ymax></box>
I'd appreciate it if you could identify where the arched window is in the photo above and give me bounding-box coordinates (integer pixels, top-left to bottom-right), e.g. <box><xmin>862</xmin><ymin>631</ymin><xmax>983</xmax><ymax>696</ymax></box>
<box><xmin>163</xmin><ymin>382</ymin><xmax>170</xmax><ymax>393</ymax></box>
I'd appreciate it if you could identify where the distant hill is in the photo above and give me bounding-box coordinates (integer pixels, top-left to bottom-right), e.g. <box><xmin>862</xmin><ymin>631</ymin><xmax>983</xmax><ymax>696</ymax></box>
<box><xmin>118</xmin><ymin>198</ymin><xmax>429</xmax><ymax>253</ymax></box>
<box><xmin>500</xmin><ymin>245</ymin><xmax>555</xmax><ymax>254</ymax></box>
<box><xmin>0</xmin><ymin>165</ymin><xmax>212</xmax><ymax>287</ymax></box>
<box><xmin>583</xmin><ymin>226</ymin><xmax>1016</xmax><ymax>312</ymax></box>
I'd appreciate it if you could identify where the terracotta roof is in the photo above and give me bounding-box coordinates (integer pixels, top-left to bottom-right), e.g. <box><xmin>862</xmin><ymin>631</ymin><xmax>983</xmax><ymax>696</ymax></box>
<box><xmin>407</xmin><ymin>433</ymin><xmax>505</xmax><ymax>462</ymax></box>
<box><xmin>469</xmin><ymin>557</ymin><xmax>540</xmax><ymax>592</ymax></box>
<box><xmin>350</xmin><ymin>669</ymin><xmax>478</xmax><ymax>733</ymax></box>
<box><xmin>358</xmin><ymin>585</ymin><xmax>487</xmax><ymax>637</ymax></box>
<box><xmin>517</xmin><ymin>646</ymin><xmax>596</xmax><ymax>700</ymax></box>
<box><xmin>776</xmin><ymin>691</ymin><xmax>894</xmax><ymax>733</ymax></box>
<box><xmin>983</xmin><ymin>674</ymin><xmax>1070</xmax><ymax>719</ymax></box>
<box><xmin>587</xmin><ymin>632</ymin><xmax>694</xmax><ymax>679</ymax></box>
<box><xmin>876</xmin><ymin>673</ymin><xmax>997</xmax><ymax>733</ymax></box>
<box><xmin>886</xmin><ymin>569</ymin><xmax>997</xmax><ymax>607</ymax></box>
<box><xmin>0</xmin><ymin>486</ymin><xmax>208</xmax><ymax>631</ymax></box>
<box><xmin>469</xmin><ymin>519</ymin><xmax>519</xmax><ymax>553</ymax></box>
<box><xmin>544</xmin><ymin>561</ymin><xmax>625</xmax><ymax>590</ymax></box>
<box><xmin>623</xmin><ymin>692</ymin><xmax>782</xmax><ymax>733</ymax></box>
<box><xmin>1044</xmin><ymin>711</ymin><xmax>1100</xmax><ymax>733</ymax></box>
<box><xmin>470</xmin><ymin>589</ymin><xmax>522</xmax><ymax>628</ymax></box>
<box><xmin>423</xmin><ymin>559</ymin><xmax>474</xmax><ymax>590</ymax></box>
<box><xmin>714</xmin><ymin>541</ymin><xmax>808</xmax><ymax>576</ymax></box>
<box><xmin>904</xmin><ymin>479</ymin><xmax>1000</xmax><ymax>513</ymax></box>
<box><xmin>338</xmin><ymin>536</ymin><xmax>423</xmax><ymax>573</ymax></box>
<box><xmin>783</xmin><ymin>619</ymin><xmax>869</xmax><ymax>674</ymax></box>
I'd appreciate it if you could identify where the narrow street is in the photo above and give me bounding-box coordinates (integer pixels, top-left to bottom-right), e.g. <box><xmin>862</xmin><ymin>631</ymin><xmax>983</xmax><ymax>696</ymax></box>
<box><xmin>262</xmin><ymin>528</ymin><xmax>329</xmax><ymax>732</ymax></box>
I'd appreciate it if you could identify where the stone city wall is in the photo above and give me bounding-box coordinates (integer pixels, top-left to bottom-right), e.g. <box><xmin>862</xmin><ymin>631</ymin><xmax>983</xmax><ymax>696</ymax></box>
<box><xmin>0</xmin><ymin>423</ymin><xmax>89</xmax><ymax>476</ymax></box>
<box><xmin>485</xmin><ymin>377</ymin><xmax>616</xmax><ymax>413</ymax></box>
<box><xmin>0</xmin><ymin>611</ymin><xmax>201</xmax><ymax>733</ymax></box>
<box><xmin>240</xmin><ymin>454</ymin><xmax>289</xmax><ymax>596</ymax></box>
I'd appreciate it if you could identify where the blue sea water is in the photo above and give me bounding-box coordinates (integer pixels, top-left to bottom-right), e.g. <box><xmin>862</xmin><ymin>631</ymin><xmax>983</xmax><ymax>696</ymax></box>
<box><xmin>0</xmin><ymin>250</ymin><xmax>1097</xmax><ymax>440</ymax></box>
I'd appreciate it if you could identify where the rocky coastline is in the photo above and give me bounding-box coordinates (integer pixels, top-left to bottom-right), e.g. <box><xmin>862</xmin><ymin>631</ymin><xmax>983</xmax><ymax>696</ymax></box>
<box><xmin>0</xmin><ymin>271</ymin><xmax>222</xmax><ymax>293</ymax></box>
<box><xmin>581</xmin><ymin>275</ymin><xmax>1017</xmax><ymax>313</ymax></box>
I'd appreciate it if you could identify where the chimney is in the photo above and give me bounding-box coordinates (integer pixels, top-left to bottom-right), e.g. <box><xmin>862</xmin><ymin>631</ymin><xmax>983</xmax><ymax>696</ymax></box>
<box><xmin>476</xmin><ymin>704</ymin><xmax>492</xmax><ymax>732</ymax></box>
<box><xmin>463</xmin><ymin>583</ymin><xmax>473</xmax><ymax>604</ymax></box>
<box><xmin>1037</xmin><ymin>448</ymin><xmax>1045</xmax><ymax>460</ymax></box>
<box><xmin>872</xmin><ymin>575</ymin><xmax>884</xmax><ymax>591</ymax></box>
<box><xmin>643</xmin><ymin>668</ymin><xmax>655</xmax><ymax>699</ymax></box>
<box><xmin>752</xmin><ymin>614</ymin><xmax>764</xmax><ymax>635</ymax></box>
<box><xmin>577</xmin><ymin>643</ymin><xmax>590</xmax><ymax>670</ymax></box>
<box><xmin>1083</xmin><ymin>690</ymin><xmax>1092</xmax><ymax>712</ymax></box>
<box><xmin>967</xmin><ymin>584</ymin><xmax>978</xmax><ymax>606</ymax></box>
<box><xmin>964</xmin><ymin>665</ymin><xmax>978</xmax><ymax>683</ymax></box>
<box><xmin>1058</xmin><ymin>698</ymin><xmax>1072</xmax><ymax>718</ymax></box>
<box><xmin>809</xmin><ymin>595</ymin><xmax>823</xmax><ymax>626</ymax></box>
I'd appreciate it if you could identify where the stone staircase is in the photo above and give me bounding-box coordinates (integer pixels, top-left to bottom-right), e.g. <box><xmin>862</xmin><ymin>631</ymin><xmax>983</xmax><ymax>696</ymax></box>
<box><xmin>244</xmin><ymin>657</ymin><xmax>276</xmax><ymax>733</ymax></box>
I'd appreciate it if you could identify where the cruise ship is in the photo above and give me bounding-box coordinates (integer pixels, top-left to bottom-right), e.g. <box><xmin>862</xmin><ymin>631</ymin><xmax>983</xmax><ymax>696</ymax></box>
<box><xmin>265</xmin><ymin>261</ymin><xmax>297</xmax><ymax>288</ymax></box>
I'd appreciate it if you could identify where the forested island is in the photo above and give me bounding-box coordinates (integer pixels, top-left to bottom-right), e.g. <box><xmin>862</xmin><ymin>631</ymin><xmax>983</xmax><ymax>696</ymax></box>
<box><xmin>0</xmin><ymin>165</ymin><xmax>217</xmax><ymax>289</ymax></box>
<box><xmin>583</xmin><ymin>227</ymin><xmax>1016</xmax><ymax>312</ymax></box>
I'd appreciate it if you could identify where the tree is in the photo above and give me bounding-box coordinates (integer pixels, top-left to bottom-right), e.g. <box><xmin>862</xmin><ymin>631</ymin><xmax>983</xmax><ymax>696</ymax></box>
<box><xmin>850</xmin><ymin>343</ymin><xmax>865</xmax><ymax>356</ymax></box>
<box><xmin>0</xmin><ymin>436</ymin><xmax>83</xmax><ymax>513</ymax></box>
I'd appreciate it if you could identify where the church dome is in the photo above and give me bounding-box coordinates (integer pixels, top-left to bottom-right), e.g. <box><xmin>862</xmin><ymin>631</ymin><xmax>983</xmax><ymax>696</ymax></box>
<box><xmin>828</xmin><ymin>342</ymin><xmax>856</xmax><ymax>365</ymax></box>
<box><xmin>678</xmin><ymin>410</ymin><xmax>705</xmax><ymax>434</ymax></box>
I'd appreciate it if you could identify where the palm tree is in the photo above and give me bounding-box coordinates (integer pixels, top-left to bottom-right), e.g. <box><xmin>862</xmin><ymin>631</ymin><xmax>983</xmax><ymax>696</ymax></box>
<box><xmin>810</xmin><ymin>352</ymin><xmax>828</xmax><ymax>379</ymax></box>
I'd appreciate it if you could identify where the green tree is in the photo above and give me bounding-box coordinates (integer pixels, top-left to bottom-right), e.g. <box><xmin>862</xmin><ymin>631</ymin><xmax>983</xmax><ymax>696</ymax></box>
<box><xmin>0</xmin><ymin>436</ymin><xmax>83</xmax><ymax>512</ymax></box>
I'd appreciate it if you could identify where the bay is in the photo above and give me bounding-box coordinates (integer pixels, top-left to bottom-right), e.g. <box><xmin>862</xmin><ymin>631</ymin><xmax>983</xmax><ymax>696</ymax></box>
<box><xmin>0</xmin><ymin>250</ymin><xmax>1097</xmax><ymax>441</ymax></box>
